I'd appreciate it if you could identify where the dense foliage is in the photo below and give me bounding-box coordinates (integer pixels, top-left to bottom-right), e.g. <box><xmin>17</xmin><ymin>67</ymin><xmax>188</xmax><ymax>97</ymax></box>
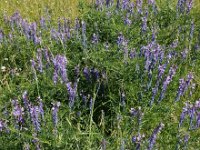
<box><xmin>0</xmin><ymin>0</ymin><xmax>200</xmax><ymax>149</ymax></box>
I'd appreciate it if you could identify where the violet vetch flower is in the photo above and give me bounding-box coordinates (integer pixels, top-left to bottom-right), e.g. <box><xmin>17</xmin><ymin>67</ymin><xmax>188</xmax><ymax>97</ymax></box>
<box><xmin>36</xmin><ymin>48</ymin><xmax>43</xmax><ymax>73</ymax></box>
<box><xmin>136</xmin><ymin>0</ymin><xmax>143</xmax><ymax>14</ymax></box>
<box><xmin>129</xmin><ymin>2</ymin><xmax>135</xmax><ymax>15</ymax></box>
<box><xmin>22</xmin><ymin>91</ymin><xmax>30</xmax><ymax>112</ymax></box>
<box><xmin>196</xmin><ymin>112</ymin><xmax>200</xmax><ymax>128</ymax></box>
<box><xmin>91</xmin><ymin>33</ymin><xmax>99</xmax><ymax>44</ymax></box>
<box><xmin>52</xmin><ymin>102</ymin><xmax>61</xmax><ymax>128</ymax></box>
<box><xmin>122</xmin><ymin>0</ymin><xmax>129</xmax><ymax>10</ymax></box>
<box><xmin>0</xmin><ymin>119</ymin><xmax>7</xmax><ymax>132</ymax></box>
<box><xmin>90</xmin><ymin>68</ymin><xmax>100</xmax><ymax>80</ymax></box>
<box><xmin>141</xmin><ymin>16</ymin><xmax>147</xmax><ymax>33</ymax></box>
<box><xmin>42</xmin><ymin>48</ymin><xmax>51</xmax><ymax>67</ymax></box>
<box><xmin>12</xmin><ymin>99</ymin><xmax>24</xmax><ymax>129</ymax></box>
<box><xmin>32</xmin><ymin>133</ymin><xmax>41</xmax><ymax>150</ymax></box>
<box><xmin>40</xmin><ymin>17</ymin><xmax>46</xmax><ymax>29</ymax></box>
<box><xmin>117</xmin><ymin>33</ymin><xmax>124</xmax><ymax>48</ymax></box>
<box><xmin>83</xmin><ymin>66</ymin><xmax>90</xmax><ymax>81</ymax></box>
<box><xmin>148</xmin><ymin>123</ymin><xmax>164</xmax><ymax>150</ymax></box>
<box><xmin>179</xmin><ymin>103</ymin><xmax>189</xmax><ymax>128</ymax></box>
<box><xmin>183</xmin><ymin>134</ymin><xmax>190</xmax><ymax>149</ymax></box>
<box><xmin>66</xmin><ymin>81</ymin><xmax>78</xmax><ymax>109</ymax></box>
<box><xmin>129</xmin><ymin>48</ymin><xmax>136</xmax><ymax>59</ymax></box>
<box><xmin>175</xmin><ymin>73</ymin><xmax>193</xmax><ymax>102</ymax></box>
<box><xmin>53</xmin><ymin>55</ymin><xmax>68</xmax><ymax>84</ymax></box>
<box><xmin>75</xmin><ymin>18</ymin><xmax>80</xmax><ymax>39</ymax></box>
<box><xmin>175</xmin><ymin>78</ymin><xmax>186</xmax><ymax>102</ymax></box>
<box><xmin>0</xmin><ymin>29</ymin><xmax>4</xmax><ymax>43</ymax></box>
<box><xmin>124</xmin><ymin>14</ymin><xmax>132</xmax><ymax>26</ymax></box>
<box><xmin>189</xmin><ymin>20</ymin><xmax>194</xmax><ymax>41</ymax></box>
<box><xmin>37</xmin><ymin>97</ymin><xmax>44</xmax><ymax>120</ymax></box>
<box><xmin>188</xmin><ymin>105</ymin><xmax>196</xmax><ymax>130</ymax></box>
<box><xmin>30</xmin><ymin>105</ymin><xmax>41</xmax><ymax>132</ymax></box>
<box><xmin>186</xmin><ymin>0</ymin><xmax>193</xmax><ymax>14</ymax></box>
<box><xmin>159</xmin><ymin>66</ymin><xmax>177</xmax><ymax>102</ymax></box>
<box><xmin>132</xmin><ymin>133</ymin><xmax>145</xmax><ymax>150</ymax></box>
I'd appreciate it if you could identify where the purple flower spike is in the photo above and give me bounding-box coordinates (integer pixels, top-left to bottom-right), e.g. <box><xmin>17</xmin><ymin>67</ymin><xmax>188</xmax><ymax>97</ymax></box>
<box><xmin>132</xmin><ymin>133</ymin><xmax>145</xmax><ymax>150</ymax></box>
<box><xmin>53</xmin><ymin>55</ymin><xmax>68</xmax><ymax>84</ymax></box>
<box><xmin>124</xmin><ymin>14</ymin><xmax>132</xmax><ymax>26</ymax></box>
<box><xmin>179</xmin><ymin>103</ymin><xmax>189</xmax><ymax>128</ymax></box>
<box><xmin>37</xmin><ymin>97</ymin><xmax>44</xmax><ymax>120</ymax></box>
<box><xmin>66</xmin><ymin>81</ymin><xmax>78</xmax><ymax>109</ymax></box>
<box><xmin>12</xmin><ymin>99</ymin><xmax>24</xmax><ymax>129</ymax></box>
<box><xmin>52</xmin><ymin>102</ymin><xmax>61</xmax><ymax>128</ymax></box>
<box><xmin>117</xmin><ymin>33</ymin><xmax>124</xmax><ymax>48</ymax></box>
<box><xmin>148</xmin><ymin>123</ymin><xmax>164</xmax><ymax>150</ymax></box>
<box><xmin>91</xmin><ymin>33</ymin><xmax>99</xmax><ymax>44</ymax></box>
<box><xmin>159</xmin><ymin>66</ymin><xmax>177</xmax><ymax>102</ymax></box>
<box><xmin>83</xmin><ymin>66</ymin><xmax>90</xmax><ymax>81</ymax></box>
<box><xmin>30</xmin><ymin>105</ymin><xmax>41</xmax><ymax>132</ymax></box>
<box><xmin>22</xmin><ymin>91</ymin><xmax>30</xmax><ymax>111</ymax></box>
<box><xmin>36</xmin><ymin>48</ymin><xmax>43</xmax><ymax>73</ymax></box>
<box><xmin>186</xmin><ymin>0</ymin><xmax>193</xmax><ymax>14</ymax></box>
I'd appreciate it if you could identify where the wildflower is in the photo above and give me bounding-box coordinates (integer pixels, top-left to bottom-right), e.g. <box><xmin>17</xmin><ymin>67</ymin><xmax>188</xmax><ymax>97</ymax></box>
<box><xmin>148</xmin><ymin>123</ymin><xmax>164</xmax><ymax>150</ymax></box>
<box><xmin>90</xmin><ymin>68</ymin><xmax>100</xmax><ymax>80</ymax></box>
<box><xmin>141</xmin><ymin>16</ymin><xmax>147</xmax><ymax>33</ymax></box>
<box><xmin>179</xmin><ymin>103</ymin><xmax>189</xmax><ymax>128</ymax></box>
<box><xmin>66</xmin><ymin>81</ymin><xmax>78</xmax><ymax>109</ymax></box>
<box><xmin>189</xmin><ymin>20</ymin><xmax>194</xmax><ymax>41</ymax></box>
<box><xmin>117</xmin><ymin>32</ymin><xmax>124</xmax><ymax>46</ymax></box>
<box><xmin>22</xmin><ymin>91</ymin><xmax>30</xmax><ymax>112</ymax></box>
<box><xmin>175</xmin><ymin>78</ymin><xmax>185</xmax><ymax>101</ymax></box>
<box><xmin>37</xmin><ymin>97</ymin><xmax>44</xmax><ymax>120</ymax></box>
<box><xmin>30</xmin><ymin>105</ymin><xmax>41</xmax><ymax>132</ymax></box>
<box><xmin>159</xmin><ymin>66</ymin><xmax>177</xmax><ymax>102</ymax></box>
<box><xmin>136</xmin><ymin>0</ymin><xmax>143</xmax><ymax>14</ymax></box>
<box><xmin>40</xmin><ymin>17</ymin><xmax>46</xmax><ymax>29</ymax></box>
<box><xmin>0</xmin><ymin>120</ymin><xmax>6</xmax><ymax>132</ymax></box>
<box><xmin>91</xmin><ymin>33</ymin><xmax>99</xmax><ymax>44</ymax></box>
<box><xmin>83</xmin><ymin>66</ymin><xmax>90</xmax><ymax>81</ymax></box>
<box><xmin>12</xmin><ymin>99</ymin><xmax>24</xmax><ymax>128</ymax></box>
<box><xmin>52</xmin><ymin>102</ymin><xmax>61</xmax><ymax>127</ymax></box>
<box><xmin>36</xmin><ymin>48</ymin><xmax>43</xmax><ymax>73</ymax></box>
<box><xmin>132</xmin><ymin>133</ymin><xmax>145</xmax><ymax>150</ymax></box>
<box><xmin>129</xmin><ymin>48</ymin><xmax>136</xmax><ymax>59</ymax></box>
<box><xmin>124</xmin><ymin>14</ymin><xmax>132</xmax><ymax>26</ymax></box>
<box><xmin>53</xmin><ymin>55</ymin><xmax>68</xmax><ymax>84</ymax></box>
<box><xmin>186</xmin><ymin>0</ymin><xmax>193</xmax><ymax>14</ymax></box>
<box><xmin>183</xmin><ymin>134</ymin><xmax>190</xmax><ymax>149</ymax></box>
<box><xmin>122</xmin><ymin>0</ymin><xmax>129</xmax><ymax>10</ymax></box>
<box><xmin>0</xmin><ymin>29</ymin><xmax>4</xmax><ymax>43</ymax></box>
<box><xmin>196</xmin><ymin>112</ymin><xmax>200</xmax><ymax>128</ymax></box>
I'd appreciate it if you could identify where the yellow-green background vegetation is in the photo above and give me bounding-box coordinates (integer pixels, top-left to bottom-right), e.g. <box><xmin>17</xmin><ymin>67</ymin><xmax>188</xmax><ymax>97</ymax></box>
<box><xmin>0</xmin><ymin>0</ymin><xmax>200</xmax><ymax>20</ymax></box>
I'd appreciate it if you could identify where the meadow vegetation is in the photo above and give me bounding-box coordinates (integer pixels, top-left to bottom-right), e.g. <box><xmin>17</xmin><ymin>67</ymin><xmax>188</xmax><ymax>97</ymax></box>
<box><xmin>0</xmin><ymin>0</ymin><xmax>200</xmax><ymax>149</ymax></box>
